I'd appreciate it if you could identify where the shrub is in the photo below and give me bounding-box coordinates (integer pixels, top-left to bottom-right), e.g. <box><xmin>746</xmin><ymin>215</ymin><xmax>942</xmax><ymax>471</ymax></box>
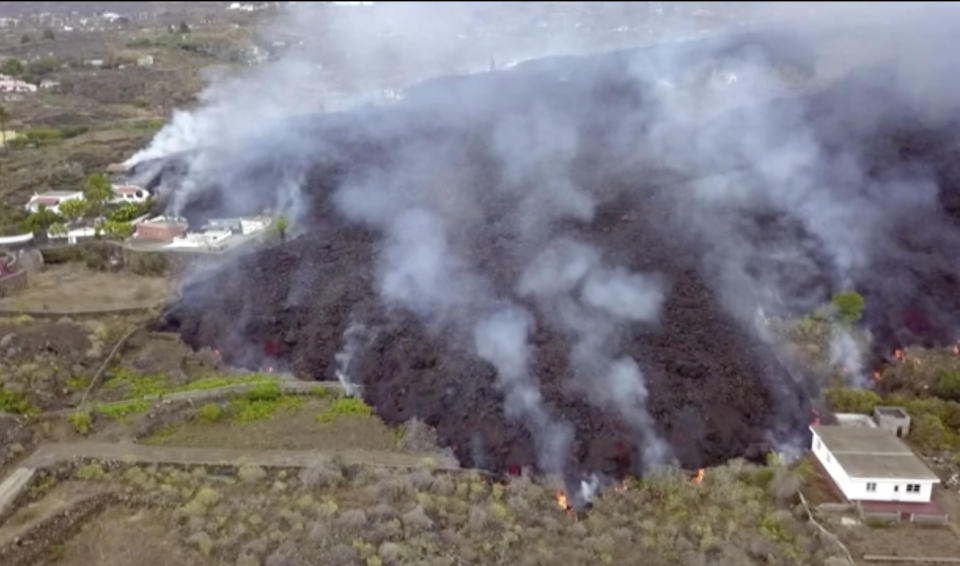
<box><xmin>246</xmin><ymin>381</ymin><xmax>281</xmax><ymax>401</ymax></box>
<box><xmin>316</xmin><ymin>396</ymin><xmax>372</xmax><ymax>423</ymax></box>
<box><xmin>95</xmin><ymin>399</ymin><xmax>149</xmax><ymax>421</ymax></box>
<box><xmin>909</xmin><ymin>413</ymin><xmax>953</xmax><ymax>452</ymax></box>
<box><xmin>0</xmin><ymin>57</ymin><xmax>24</xmax><ymax>76</ymax></box>
<box><xmin>831</xmin><ymin>291</ymin><xmax>864</xmax><ymax>324</ymax></box>
<box><xmin>42</xmin><ymin>28</ymin><xmax>55</xmax><ymax>40</ymax></box>
<box><xmin>0</xmin><ymin>386</ymin><xmax>38</xmax><ymax>414</ymax></box>
<box><xmin>106</xmin><ymin>200</ymin><xmax>152</xmax><ymax>222</ymax></box>
<box><xmin>195</xmin><ymin>403</ymin><xmax>222</xmax><ymax>422</ymax></box>
<box><xmin>74</xmin><ymin>462</ymin><xmax>106</xmax><ymax>480</ymax></box>
<box><xmin>95</xmin><ymin>219</ymin><xmax>133</xmax><ymax>240</ymax></box>
<box><xmin>935</xmin><ymin>369</ymin><xmax>960</xmax><ymax>401</ymax></box>
<box><xmin>67</xmin><ymin>410</ymin><xmax>91</xmax><ymax>434</ymax></box>
<box><xmin>238</xmin><ymin>465</ymin><xmax>267</xmax><ymax>484</ymax></box>
<box><xmin>65</xmin><ymin>375</ymin><xmax>91</xmax><ymax>390</ymax></box>
<box><xmin>825</xmin><ymin>387</ymin><xmax>881</xmax><ymax>414</ymax></box>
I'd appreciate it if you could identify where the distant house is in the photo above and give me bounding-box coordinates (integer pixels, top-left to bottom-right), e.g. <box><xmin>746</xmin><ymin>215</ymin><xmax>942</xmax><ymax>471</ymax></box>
<box><xmin>811</xmin><ymin>416</ymin><xmax>939</xmax><ymax>503</ymax></box>
<box><xmin>24</xmin><ymin>190</ymin><xmax>83</xmax><ymax>214</ymax></box>
<box><xmin>84</xmin><ymin>59</ymin><xmax>104</xmax><ymax>68</ymax></box>
<box><xmin>111</xmin><ymin>184</ymin><xmax>149</xmax><ymax>204</ymax></box>
<box><xmin>39</xmin><ymin>79</ymin><xmax>60</xmax><ymax>90</ymax></box>
<box><xmin>0</xmin><ymin>74</ymin><xmax>37</xmax><ymax>93</ymax></box>
<box><xmin>134</xmin><ymin>216</ymin><xmax>187</xmax><ymax>242</ymax></box>
<box><xmin>136</xmin><ymin>55</ymin><xmax>154</xmax><ymax>67</ymax></box>
<box><xmin>205</xmin><ymin>216</ymin><xmax>269</xmax><ymax>236</ymax></box>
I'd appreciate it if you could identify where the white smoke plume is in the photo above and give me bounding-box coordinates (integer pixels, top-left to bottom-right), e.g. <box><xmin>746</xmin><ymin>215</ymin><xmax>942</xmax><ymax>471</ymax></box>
<box><xmin>333</xmin><ymin>321</ymin><xmax>373</xmax><ymax>396</ymax></box>
<box><xmin>829</xmin><ymin>326</ymin><xmax>868</xmax><ymax>387</ymax></box>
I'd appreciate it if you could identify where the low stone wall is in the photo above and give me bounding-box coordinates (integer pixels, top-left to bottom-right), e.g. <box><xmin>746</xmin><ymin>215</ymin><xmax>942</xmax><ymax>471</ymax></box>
<box><xmin>817</xmin><ymin>502</ymin><xmax>856</xmax><ymax>513</ymax></box>
<box><xmin>910</xmin><ymin>512</ymin><xmax>949</xmax><ymax>525</ymax></box>
<box><xmin>0</xmin><ymin>269</ymin><xmax>27</xmax><ymax>297</ymax></box>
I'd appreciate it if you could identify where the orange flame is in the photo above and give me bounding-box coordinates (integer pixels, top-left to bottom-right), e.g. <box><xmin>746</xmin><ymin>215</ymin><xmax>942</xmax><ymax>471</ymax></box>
<box><xmin>893</xmin><ymin>349</ymin><xmax>904</xmax><ymax>362</ymax></box>
<box><xmin>953</xmin><ymin>344</ymin><xmax>959</xmax><ymax>355</ymax></box>
<box><xmin>614</xmin><ymin>481</ymin><xmax>628</xmax><ymax>493</ymax></box>
<box><xmin>872</xmin><ymin>370</ymin><xmax>881</xmax><ymax>381</ymax></box>
<box><xmin>692</xmin><ymin>469</ymin><xmax>704</xmax><ymax>484</ymax></box>
<box><xmin>555</xmin><ymin>490</ymin><xmax>568</xmax><ymax>510</ymax></box>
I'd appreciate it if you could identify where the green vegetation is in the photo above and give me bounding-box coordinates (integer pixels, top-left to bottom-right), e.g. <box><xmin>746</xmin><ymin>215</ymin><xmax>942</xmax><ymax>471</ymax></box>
<box><xmin>48</xmin><ymin>221</ymin><xmax>66</xmax><ymax>236</ymax></box>
<box><xmin>82</xmin><ymin>172</ymin><xmax>113</xmax><ymax>211</ymax></box>
<box><xmin>273</xmin><ymin>215</ymin><xmax>288</xmax><ymax>241</ymax></box>
<box><xmin>65</xmin><ymin>375</ymin><xmax>91</xmax><ymax>390</ymax></box>
<box><xmin>106</xmin><ymin>200</ymin><xmax>152</xmax><ymax>222</ymax></box>
<box><xmin>828</xmin><ymin>386</ymin><xmax>960</xmax><ymax>452</ymax></box>
<box><xmin>0</xmin><ymin>57</ymin><xmax>24</xmax><ymax>76</ymax></box>
<box><xmin>42</xmin><ymin>28</ymin><xmax>55</xmax><ymax>40</ymax></box>
<box><xmin>935</xmin><ymin>369</ymin><xmax>960</xmax><ymax>401</ymax></box>
<box><xmin>67</xmin><ymin>410</ymin><xmax>91</xmax><ymax>435</ymax></box>
<box><xmin>95</xmin><ymin>218</ymin><xmax>133</xmax><ymax>240</ymax></box>
<box><xmin>57</xmin><ymin>197</ymin><xmax>90</xmax><ymax>223</ymax></box>
<box><xmin>196</xmin><ymin>403</ymin><xmax>223</xmax><ymax>422</ymax></box>
<box><xmin>316</xmin><ymin>396</ymin><xmax>372</xmax><ymax>423</ymax></box>
<box><xmin>19</xmin><ymin>204</ymin><xmax>63</xmax><ymax>235</ymax></box>
<box><xmin>95</xmin><ymin>399</ymin><xmax>149</xmax><ymax>422</ymax></box>
<box><xmin>228</xmin><ymin>382</ymin><xmax>302</xmax><ymax>422</ymax></box>
<box><xmin>133</xmin><ymin>118</ymin><xmax>164</xmax><ymax>130</ymax></box>
<box><xmin>308</xmin><ymin>384</ymin><xmax>329</xmax><ymax>398</ymax></box>
<box><xmin>831</xmin><ymin>290</ymin><xmax>864</xmax><ymax>324</ymax></box>
<box><xmin>20</xmin><ymin>33</ymin><xmax>30</xmax><ymax>44</ymax></box>
<box><xmin>825</xmin><ymin>386</ymin><xmax>882</xmax><ymax>414</ymax></box>
<box><xmin>73</xmin><ymin>462</ymin><xmax>106</xmax><ymax>480</ymax></box>
<box><xmin>10</xmin><ymin>126</ymin><xmax>63</xmax><ymax>149</ymax></box>
<box><xmin>0</xmin><ymin>386</ymin><xmax>38</xmax><ymax>415</ymax></box>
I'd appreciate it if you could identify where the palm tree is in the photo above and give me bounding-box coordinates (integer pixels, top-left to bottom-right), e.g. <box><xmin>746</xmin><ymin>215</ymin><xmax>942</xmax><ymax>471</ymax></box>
<box><xmin>0</xmin><ymin>105</ymin><xmax>9</xmax><ymax>154</ymax></box>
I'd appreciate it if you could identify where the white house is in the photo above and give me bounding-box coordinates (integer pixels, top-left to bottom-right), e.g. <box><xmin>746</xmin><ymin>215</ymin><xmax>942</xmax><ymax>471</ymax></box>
<box><xmin>0</xmin><ymin>74</ymin><xmax>37</xmax><ymax>93</ymax></box>
<box><xmin>24</xmin><ymin>190</ymin><xmax>84</xmax><ymax>214</ymax></box>
<box><xmin>111</xmin><ymin>184</ymin><xmax>149</xmax><ymax>204</ymax></box>
<box><xmin>810</xmin><ymin>424</ymin><xmax>940</xmax><ymax>503</ymax></box>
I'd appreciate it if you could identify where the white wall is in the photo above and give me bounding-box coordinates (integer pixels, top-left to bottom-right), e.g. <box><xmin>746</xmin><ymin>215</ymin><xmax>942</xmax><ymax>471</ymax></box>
<box><xmin>810</xmin><ymin>429</ymin><xmax>934</xmax><ymax>502</ymax></box>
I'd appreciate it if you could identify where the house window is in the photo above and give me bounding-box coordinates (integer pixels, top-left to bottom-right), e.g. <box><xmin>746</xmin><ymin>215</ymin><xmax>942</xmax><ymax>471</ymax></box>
<box><xmin>906</xmin><ymin>484</ymin><xmax>921</xmax><ymax>493</ymax></box>
<box><xmin>866</xmin><ymin>482</ymin><xmax>877</xmax><ymax>492</ymax></box>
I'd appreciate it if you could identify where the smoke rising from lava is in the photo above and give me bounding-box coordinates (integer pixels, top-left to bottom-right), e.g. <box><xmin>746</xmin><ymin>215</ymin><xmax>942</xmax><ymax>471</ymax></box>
<box><xmin>148</xmin><ymin>3</ymin><xmax>960</xmax><ymax>476</ymax></box>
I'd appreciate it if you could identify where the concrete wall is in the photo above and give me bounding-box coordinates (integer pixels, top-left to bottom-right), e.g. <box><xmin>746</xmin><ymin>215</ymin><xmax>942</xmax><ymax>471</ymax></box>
<box><xmin>842</xmin><ymin>477</ymin><xmax>933</xmax><ymax>502</ymax></box>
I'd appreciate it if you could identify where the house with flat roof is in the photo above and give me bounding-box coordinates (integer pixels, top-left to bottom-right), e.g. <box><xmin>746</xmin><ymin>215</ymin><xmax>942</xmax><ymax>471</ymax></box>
<box><xmin>810</xmin><ymin>424</ymin><xmax>939</xmax><ymax>503</ymax></box>
<box><xmin>24</xmin><ymin>190</ymin><xmax>83</xmax><ymax>214</ymax></box>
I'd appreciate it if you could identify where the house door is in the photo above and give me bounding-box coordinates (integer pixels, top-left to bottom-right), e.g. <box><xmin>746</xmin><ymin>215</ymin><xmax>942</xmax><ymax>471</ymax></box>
<box><xmin>897</xmin><ymin>427</ymin><xmax>903</xmax><ymax>438</ymax></box>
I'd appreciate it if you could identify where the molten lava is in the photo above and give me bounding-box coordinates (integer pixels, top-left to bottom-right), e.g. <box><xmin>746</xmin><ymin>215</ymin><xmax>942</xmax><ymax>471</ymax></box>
<box><xmin>692</xmin><ymin>468</ymin><xmax>705</xmax><ymax>484</ymax></box>
<box><xmin>953</xmin><ymin>344</ymin><xmax>959</xmax><ymax>355</ymax></box>
<box><xmin>872</xmin><ymin>370</ymin><xmax>881</xmax><ymax>381</ymax></box>
<box><xmin>893</xmin><ymin>348</ymin><xmax>904</xmax><ymax>362</ymax></box>
<box><xmin>555</xmin><ymin>490</ymin><xmax>569</xmax><ymax>511</ymax></box>
<box><xmin>614</xmin><ymin>481</ymin><xmax>628</xmax><ymax>493</ymax></box>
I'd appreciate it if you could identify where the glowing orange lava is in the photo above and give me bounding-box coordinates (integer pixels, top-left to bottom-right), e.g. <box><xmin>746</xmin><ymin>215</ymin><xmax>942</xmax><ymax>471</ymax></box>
<box><xmin>872</xmin><ymin>370</ymin><xmax>881</xmax><ymax>381</ymax></box>
<box><xmin>555</xmin><ymin>490</ymin><xmax>569</xmax><ymax>510</ymax></box>
<box><xmin>614</xmin><ymin>481</ymin><xmax>628</xmax><ymax>494</ymax></box>
<box><xmin>953</xmin><ymin>344</ymin><xmax>959</xmax><ymax>355</ymax></box>
<box><xmin>692</xmin><ymin>469</ymin><xmax>704</xmax><ymax>484</ymax></box>
<box><xmin>893</xmin><ymin>349</ymin><xmax>904</xmax><ymax>362</ymax></box>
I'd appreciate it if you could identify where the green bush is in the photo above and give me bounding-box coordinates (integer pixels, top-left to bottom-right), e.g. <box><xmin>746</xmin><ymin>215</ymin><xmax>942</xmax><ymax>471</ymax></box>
<box><xmin>935</xmin><ymin>370</ymin><xmax>960</xmax><ymax>401</ymax></box>
<box><xmin>106</xmin><ymin>200</ymin><xmax>152</xmax><ymax>222</ymax></box>
<box><xmin>315</xmin><ymin>396</ymin><xmax>372</xmax><ymax>423</ymax></box>
<box><xmin>0</xmin><ymin>57</ymin><xmax>24</xmax><ymax>76</ymax></box>
<box><xmin>245</xmin><ymin>381</ymin><xmax>281</xmax><ymax>401</ymax></box>
<box><xmin>831</xmin><ymin>291</ymin><xmax>864</xmax><ymax>324</ymax></box>
<box><xmin>196</xmin><ymin>403</ymin><xmax>222</xmax><ymax>422</ymax></box>
<box><xmin>909</xmin><ymin>413</ymin><xmax>954</xmax><ymax>452</ymax></box>
<box><xmin>825</xmin><ymin>387</ymin><xmax>881</xmax><ymax>414</ymax></box>
<box><xmin>95</xmin><ymin>219</ymin><xmax>133</xmax><ymax>240</ymax></box>
<box><xmin>229</xmin><ymin>393</ymin><xmax>302</xmax><ymax>422</ymax></box>
<box><xmin>59</xmin><ymin>125</ymin><xmax>89</xmax><ymax>139</ymax></box>
<box><xmin>68</xmin><ymin>410</ymin><xmax>91</xmax><ymax>434</ymax></box>
<box><xmin>74</xmin><ymin>462</ymin><xmax>106</xmax><ymax>480</ymax></box>
<box><xmin>0</xmin><ymin>386</ymin><xmax>39</xmax><ymax>415</ymax></box>
<box><xmin>95</xmin><ymin>399</ymin><xmax>149</xmax><ymax>421</ymax></box>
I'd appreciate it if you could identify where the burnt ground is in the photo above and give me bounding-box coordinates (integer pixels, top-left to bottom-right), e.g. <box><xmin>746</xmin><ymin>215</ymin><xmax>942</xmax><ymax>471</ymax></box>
<box><xmin>159</xmin><ymin>35</ymin><xmax>960</xmax><ymax>478</ymax></box>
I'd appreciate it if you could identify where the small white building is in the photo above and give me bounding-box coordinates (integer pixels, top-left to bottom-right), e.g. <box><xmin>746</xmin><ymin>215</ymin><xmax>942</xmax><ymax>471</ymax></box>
<box><xmin>0</xmin><ymin>74</ymin><xmax>37</xmax><ymax>93</ymax></box>
<box><xmin>24</xmin><ymin>190</ymin><xmax>84</xmax><ymax>214</ymax></box>
<box><xmin>136</xmin><ymin>55</ymin><xmax>154</xmax><ymax>67</ymax></box>
<box><xmin>810</xmin><ymin>424</ymin><xmax>940</xmax><ymax>503</ymax></box>
<box><xmin>111</xmin><ymin>184</ymin><xmax>149</xmax><ymax>203</ymax></box>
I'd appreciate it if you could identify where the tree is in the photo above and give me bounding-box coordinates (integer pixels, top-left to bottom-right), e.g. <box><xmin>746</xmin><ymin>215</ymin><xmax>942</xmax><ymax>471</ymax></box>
<box><xmin>58</xmin><ymin>197</ymin><xmax>90</xmax><ymax>224</ymax></box>
<box><xmin>178</xmin><ymin>21</ymin><xmax>191</xmax><ymax>34</ymax></box>
<box><xmin>273</xmin><ymin>215</ymin><xmax>288</xmax><ymax>241</ymax></box>
<box><xmin>909</xmin><ymin>414</ymin><xmax>952</xmax><ymax>453</ymax></box>
<box><xmin>95</xmin><ymin>219</ymin><xmax>133</xmax><ymax>240</ymax></box>
<box><xmin>0</xmin><ymin>105</ymin><xmax>9</xmax><ymax>154</ymax></box>
<box><xmin>28</xmin><ymin>55</ymin><xmax>58</xmax><ymax>77</ymax></box>
<box><xmin>82</xmin><ymin>172</ymin><xmax>113</xmax><ymax>212</ymax></box>
<box><xmin>42</xmin><ymin>28</ymin><xmax>55</xmax><ymax>40</ymax></box>
<box><xmin>0</xmin><ymin>57</ymin><xmax>24</xmax><ymax>77</ymax></box>
<box><xmin>20</xmin><ymin>34</ymin><xmax>30</xmax><ymax>44</ymax></box>
<box><xmin>19</xmin><ymin>204</ymin><xmax>63</xmax><ymax>236</ymax></box>
<box><xmin>48</xmin><ymin>221</ymin><xmax>66</xmax><ymax>236</ymax></box>
<box><xmin>831</xmin><ymin>290</ymin><xmax>864</xmax><ymax>324</ymax></box>
<box><xmin>936</xmin><ymin>370</ymin><xmax>960</xmax><ymax>401</ymax></box>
